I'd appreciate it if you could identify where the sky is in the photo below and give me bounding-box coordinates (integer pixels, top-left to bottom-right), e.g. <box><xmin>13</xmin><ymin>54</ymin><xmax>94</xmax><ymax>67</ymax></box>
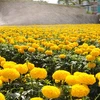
<box><xmin>34</xmin><ymin>0</ymin><xmax>58</xmax><ymax>4</ymax></box>
<box><xmin>47</xmin><ymin>0</ymin><xmax>58</xmax><ymax>4</ymax></box>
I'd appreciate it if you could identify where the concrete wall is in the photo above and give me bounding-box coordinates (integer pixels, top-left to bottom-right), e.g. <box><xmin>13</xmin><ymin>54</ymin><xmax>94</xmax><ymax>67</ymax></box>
<box><xmin>0</xmin><ymin>1</ymin><xmax>98</xmax><ymax>25</ymax></box>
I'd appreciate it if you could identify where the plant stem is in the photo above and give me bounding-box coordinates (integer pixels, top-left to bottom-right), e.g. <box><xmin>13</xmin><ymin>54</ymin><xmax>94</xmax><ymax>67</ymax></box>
<box><xmin>82</xmin><ymin>97</ymin><xmax>85</xmax><ymax>100</ymax></box>
<box><xmin>71</xmin><ymin>65</ymin><xmax>73</xmax><ymax>74</ymax></box>
<box><xmin>30</xmin><ymin>77</ymin><xmax>34</xmax><ymax>89</ymax></box>
<box><xmin>70</xmin><ymin>95</ymin><xmax>73</xmax><ymax>100</ymax></box>
<box><xmin>94</xmin><ymin>93</ymin><xmax>100</xmax><ymax>100</ymax></box>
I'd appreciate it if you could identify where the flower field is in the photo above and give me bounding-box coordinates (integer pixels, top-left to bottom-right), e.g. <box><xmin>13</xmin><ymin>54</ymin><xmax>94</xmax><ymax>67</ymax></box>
<box><xmin>0</xmin><ymin>24</ymin><xmax>100</xmax><ymax>100</ymax></box>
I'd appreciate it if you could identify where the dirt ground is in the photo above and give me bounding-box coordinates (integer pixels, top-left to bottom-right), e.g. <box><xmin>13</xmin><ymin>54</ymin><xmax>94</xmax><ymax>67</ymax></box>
<box><xmin>0</xmin><ymin>1</ymin><xmax>98</xmax><ymax>25</ymax></box>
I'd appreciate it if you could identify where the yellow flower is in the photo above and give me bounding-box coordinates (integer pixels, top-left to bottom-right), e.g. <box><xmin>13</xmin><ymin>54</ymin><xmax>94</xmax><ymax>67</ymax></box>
<box><xmin>14</xmin><ymin>45</ymin><xmax>20</xmax><ymax>49</ymax></box>
<box><xmin>59</xmin><ymin>54</ymin><xmax>66</xmax><ymax>59</ymax></box>
<box><xmin>27</xmin><ymin>43</ymin><xmax>32</xmax><ymax>46</ymax></box>
<box><xmin>15</xmin><ymin>64</ymin><xmax>28</xmax><ymax>74</ymax></box>
<box><xmin>9</xmin><ymin>39</ymin><xmax>14</xmax><ymax>44</ymax></box>
<box><xmin>86</xmin><ymin>74</ymin><xmax>96</xmax><ymax>85</ymax></box>
<box><xmin>26</xmin><ymin>62</ymin><xmax>35</xmax><ymax>71</ymax></box>
<box><xmin>37</xmin><ymin>47</ymin><xmax>45</xmax><ymax>52</ymax></box>
<box><xmin>95</xmin><ymin>72</ymin><xmax>100</xmax><ymax>80</ymax></box>
<box><xmin>74</xmin><ymin>72</ymin><xmax>82</xmax><ymax>76</ymax></box>
<box><xmin>52</xmin><ymin>70</ymin><xmax>70</xmax><ymax>81</ymax></box>
<box><xmin>2</xmin><ymin>61</ymin><xmax>16</xmax><ymax>68</ymax></box>
<box><xmin>0</xmin><ymin>61</ymin><xmax>6</xmax><ymax>67</ymax></box>
<box><xmin>42</xmin><ymin>85</ymin><xmax>60</xmax><ymax>99</ymax></box>
<box><xmin>86</xmin><ymin>54</ymin><xmax>95</xmax><ymax>61</ymax></box>
<box><xmin>87</xmin><ymin>62</ymin><xmax>96</xmax><ymax>68</ymax></box>
<box><xmin>90</xmin><ymin>48</ymin><xmax>100</xmax><ymax>57</ymax></box>
<box><xmin>32</xmin><ymin>43</ymin><xmax>39</xmax><ymax>48</ymax></box>
<box><xmin>64</xmin><ymin>45</ymin><xmax>72</xmax><ymax>50</ymax></box>
<box><xmin>97</xmin><ymin>57</ymin><xmax>100</xmax><ymax>62</ymax></box>
<box><xmin>30</xmin><ymin>68</ymin><xmax>47</xmax><ymax>79</ymax></box>
<box><xmin>50</xmin><ymin>45</ymin><xmax>59</xmax><ymax>51</ymax></box>
<box><xmin>0</xmin><ymin>56</ymin><xmax>6</xmax><ymax>64</ymax></box>
<box><xmin>65</xmin><ymin>75</ymin><xmax>79</xmax><ymax>85</ymax></box>
<box><xmin>76</xmin><ymin>73</ymin><xmax>96</xmax><ymax>85</ymax></box>
<box><xmin>28</xmin><ymin>38</ymin><xmax>34</xmax><ymax>42</ymax></box>
<box><xmin>74</xmin><ymin>49</ymin><xmax>83</xmax><ymax>54</ymax></box>
<box><xmin>21</xmin><ymin>45</ymin><xmax>28</xmax><ymax>50</ymax></box>
<box><xmin>0</xmin><ymin>38</ymin><xmax>5</xmax><ymax>43</ymax></box>
<box><xmin>30</xmin><ymin>97</ymin><xmax>43</xmax><ymax>100</ymax></box>
<box><xmin>0</xmin><ymin>80</ymin><xmax>3</xmax><ymax>87</ymax></box>
<box><xmin>0</xmin><ymin>76</ymin><xmax>9</xmax><ymax>82</ymax></box>
<box><xmin>55</xmin><ymin>79</ymin><xmax>60</xmax><ymax>83</ymax></box>
<box><xmin>0</xmin><ymin>70</ymin><xmax>3</xmax><ymax>76</ymax></box>
<box><xmin>65</xmin><ymin>40</ymin><xmax>70</xmax><ymax>44</ymax></box>
<box><xmin>0</xmin><ymin>93</ymin><xmax>5</xmax><ymax>100</ymax></box>
<box><xmin>71</xmin><ymin>84</ymin><xmax>90</xmax><ymax>97</ymax></box>
<box><xmin>18</xmin><ymin>48</ymin><xmax>24</xmax><ymax>54</ymax></box>
<box><xmin>82</xmin><ymin>52</ymin><xmax>88</xmax><ymax>55</ymax></box>
<box><xmin>28</xmin><ymin>47</ymin><xmax>36</xmax><ymax>53</ymax></box>
<box><xmin>72</xmin><ymin>42</ymin><xmax>78</xmax><ymax>47</ymax></box>
<box><xmin>58</xmin><ymin>44</ymin><xmax>63</xmax><ymax>49</ymax></box>
<box><xmin>25</xmin><ymin>74</ymin><xmax>30</xmax><ymax>78</ymax></box>
<box><xmin>45</xmin><ymin>50</ymin><xmax>53</xmax><ymax>56</ymax></box>
<box><xmin>2</xmin><ymin>68</ymin><xmax>20</xmax><ymax>81</ymax></box>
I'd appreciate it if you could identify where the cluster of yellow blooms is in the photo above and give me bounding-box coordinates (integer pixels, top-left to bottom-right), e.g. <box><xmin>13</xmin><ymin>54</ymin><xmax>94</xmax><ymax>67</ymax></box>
<box><xmin>0</xmin><ymin>24</ymin><xmax>100</xmax><ymax>99</ymax></box>
<box><xmin>0</xmin><ymin>56</ymin><xmax>47</xmax><ymax>100</ymax></box>
<box><xmin>0</xmin><ymin>25</ymin><xmax>99</xmax><ymax>57</ymax></box>
<box><xmin>0</xmin><ymin>56</ymin><xmax>48</xmax><ymax>82</ymax></box>
<box><xmin>52</xmin><ymin>70</ymin><xmax>96</xmax><ymax>98</ymax></box>
<box><xmin>29</xmin><ymin>69</ymin><xmax>100</xmax><ymax>99</ymax></box>
<box><xmin>0</xmin><ymin>56</ymin><xmax>61</xmax><ymax>100</ymax></box>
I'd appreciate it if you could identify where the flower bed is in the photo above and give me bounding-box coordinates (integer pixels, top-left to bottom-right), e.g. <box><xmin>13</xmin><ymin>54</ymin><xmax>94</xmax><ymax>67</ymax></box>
<box><xmin>0</xmin><ymin>24</ymin><xmax>100</xmax><ymax>100</ymax></box>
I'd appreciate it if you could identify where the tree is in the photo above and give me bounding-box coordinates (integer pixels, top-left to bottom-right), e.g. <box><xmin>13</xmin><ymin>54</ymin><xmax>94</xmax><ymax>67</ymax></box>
<box><xmin>65</xmin><ymin>0</ymin><xmax>69</xmax><ymax>4</ymax></box>
<box><xmin>58</xmin><ymin>0</ymin><xmax>93</xmax><ymax>5</ymax></box>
